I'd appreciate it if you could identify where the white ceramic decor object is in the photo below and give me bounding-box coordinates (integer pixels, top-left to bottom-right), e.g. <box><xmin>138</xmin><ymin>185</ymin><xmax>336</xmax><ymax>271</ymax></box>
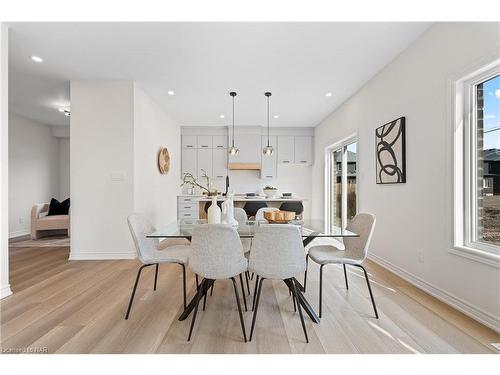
<box><xmin>207</xmin><ymin>196</ymin><xmax>221</xmax><ymax>224</ymax></box>
<box><xmin>221</xmin><ymin>194</ymin><xmax>238</xmax><ymax>227</ymax></box>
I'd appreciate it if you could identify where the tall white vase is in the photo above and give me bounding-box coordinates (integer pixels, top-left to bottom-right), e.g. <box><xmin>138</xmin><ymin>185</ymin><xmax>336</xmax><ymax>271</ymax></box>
<box><xmin>207</xmin><ymin>196</ymin><xmax>221</xmax><ymax>224</ymax></box>
<box><xmin>221</xmin><ymin>195</ymin><xmax>238</xmax><ymax>226</ymax></box>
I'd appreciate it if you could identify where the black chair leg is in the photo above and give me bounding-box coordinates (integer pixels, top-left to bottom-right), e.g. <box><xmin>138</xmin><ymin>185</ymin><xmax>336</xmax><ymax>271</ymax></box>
<box><xmin>292</xmin><ymin>287</ymin><xmax>297</xmax><ymax>312</ymax></box>
<box><xmin>291</xmin><ymin>278</ymin><xmax>309</xmax><ymax>343</ymax></box>
<box><xmin>245</xmin><ymin>272</ymin><xmax>251</xmax><ymax>296</ymax></box>
<box><xmin>319</xmin><ymin>264</ymin><xmax>325</xmax><ymax>318</ymax></box>
<box><xmin>239</xmin><ymin>273</ymin><xmax>248</xmax><ymax>311</ymax></box>
<box><xmin>153</xmin><ymin>263</ymin><xmax>159</xmax><ymax>291</ymax></box>
<box><xmin>210</xmin><ymin>282</ymin><xmax>214</xmax><ymax>296</ymax></box>
<box><xmin>195</xmin><ymin>274</ymin><xmax>199</xmax><ymax>290</ymax></box>
<box><xmin>252</xmin><ymin>275</ymin><xmax>260</xmax><ymax>311</ymax></box>
<box><xmin>343</xmin><ymin>264</ymin><xmax>349</xmax><ymax>290</ymax></box>
<box><xmin>188</xmin><ymin>279</ymin><xmax>206</xmax><ymax>341</ymax></box>
<box><xmin>356</xmin><ymin>265</ymin><xmax>379</xmax><ymax>319</ymax></box>
<box><xmin>231</xmin><ymin>277</ymin><xmax>247</xmax><ymax>342</ymax></box>
<box><xmin>249</xmin><ymin>277</ymin><xmax>264</xmax><ymax>341</ymax></box>
<box><xmin>180</xmin><ymin>264</ymin><xmax>187</xmax><ymax>309</ymax></box>
<box><xmin>125</xmin><ymin>264</ymin><xmax>153</xmax><ymax>320</ymax></box>
<box><xmin>203</xmin><ymin>286</ymin><xmax>208</xmax><ymax>311</ymax></box>
<box><xmin>303</xmin><ymin>254</ymin><xmax>309</xmax><ymax>292</ymax></box>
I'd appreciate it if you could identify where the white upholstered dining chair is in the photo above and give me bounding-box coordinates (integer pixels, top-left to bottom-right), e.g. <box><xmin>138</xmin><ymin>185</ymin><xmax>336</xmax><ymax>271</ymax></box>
<box><xmin>248</xmin><ymin>224</ymin><xmax>309</xmax><ymax>343</ymax></box>
<box><xmin>187</xmin><ymin>224</ymin><xmax>248</xmax><ymax>342</ymax></box>
<box><xmin>125</xmin><ymin>214</ymin><xmax>191</xmax><ymax>320</ymax></box>
<box><xmin>305</xmin><ymin>213</ymin><xmax>378</xmax><ymax>318</ymax></box>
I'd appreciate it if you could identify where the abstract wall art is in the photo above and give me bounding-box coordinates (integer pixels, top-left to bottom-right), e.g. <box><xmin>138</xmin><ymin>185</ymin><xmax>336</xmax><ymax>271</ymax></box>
<box><xmin>375</xmin><ymin>117</ymin><xmax>406</xmax><ymax>184</ymax></box>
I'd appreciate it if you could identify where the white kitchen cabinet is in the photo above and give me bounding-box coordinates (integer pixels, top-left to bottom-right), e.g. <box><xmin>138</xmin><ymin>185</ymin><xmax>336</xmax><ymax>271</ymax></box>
<box><xmin>261</xmin><ymin>135</ymin><xmax>277</xmax><ymax>179</ymax></box>
<box><xmin>229</xmin><ymin>134</ymin><xmax>261</xmax><ymax>163</ymax></box>
<box><xmin>197</xmin><ymin>135</ymin><xmax>212</xmax><ymax>149</ymax></box>
<box><xmin>278</xmin><ymin>135</ymin><xmax>294</xmax><ymax>164</ymax></box>
<box><xmin>182</xmin><ymin>135</ymin><xmax>197</xmax><ymax>149</ymax></box>
<box><xmin>181</xmin><ymin>148</ymin><xmax>197</xmax><ymax>177</ymax></box>
<box><xmin>197</xmin><ymin>148</ymin><xmax>213</xmax><ymax>178</ymax></box>
<box><xmin>212</xmin><ymin>148</ymin><xmax>228</xmax><ymax>179</ymax></box>
<box><xmin>212</xmin><ymin>135</ymin><xmax>227</xmax><ymax>149</ymax></box>
<box><xmin>294</xmin><ymin>136</ymin><xmax>313</xmax><ymax>165</ymax></box>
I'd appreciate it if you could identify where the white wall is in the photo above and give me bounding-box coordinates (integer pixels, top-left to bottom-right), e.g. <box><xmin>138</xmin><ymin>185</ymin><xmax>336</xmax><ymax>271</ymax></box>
<box><xmin>58</xmin><ymin>137</ymin><xmax>70</xmax><ymax>200</ymax></box>
<box><xmin>133</xmin><ymin>85</ymin><xmax>181</xmax><ymax>228</ymax></box>
<box><xmin>312</xmin><ymin>23</ymin><xmax>500</xmax><ymax>330</ymax></box>
<box><xmin>0</xmin><ymin>23</ymin><xmax>11</xmax><ymax>299</ymax></box>
<box><xmin>70</xmin><ymin>80</ymin><xmax>135</xmax><ymax>259</ymax></box>
<box><xmin>8</xmin><ymin>113</ymin><xmax>60</xmax><ymax>238</ymax></box>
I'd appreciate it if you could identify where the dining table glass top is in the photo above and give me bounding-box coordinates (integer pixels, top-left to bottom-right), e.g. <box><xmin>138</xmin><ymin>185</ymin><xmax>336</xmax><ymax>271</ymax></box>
<box><xmin>147</xmin><ymin>219</ymin><xmax>358</xmax><ymax>239</ymax></box>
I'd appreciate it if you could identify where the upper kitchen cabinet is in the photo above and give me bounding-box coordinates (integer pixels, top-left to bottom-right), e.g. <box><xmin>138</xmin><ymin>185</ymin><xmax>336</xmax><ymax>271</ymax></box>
<box><xmin>181</xmin><ymin>148</ymin><xmax>197</xmax><ymax>177</ymax></box>
<box><xmin>261</xmin><ymin>135</ymin><xmax>277</xmax><ymax>179</ymax></box>
<box><xmin>277</xmin><ymin>136</ymin><xmax>295</xmax><ymax>164</ymax></box>
<box><xmin>212</xmin><ymin>148</ymin><xmax>228</xmax><ymax>179</ymax></box>
<box><xmin>197</xmin><ymin>135</ymin><xmax>213</xmax><ymax>149</ymax></box>
<box><xmin>197</xmin><ymin>148</ymin><xmax>213</xmax><ymax>177</ymax></box>
<box><xmin>212</xmin><ymin>135</ymin><xmax>227</xmax><ymax>149</ymax></box>
<box><xmin>294</xmin><ymin>136</ymin><xmax>313</xmax><ymax>165</ymax></box>
<box><xmin>229</xmin><ymin>134</ymin><xmax>261</xmax><ymax>164</ymax></box>
<box><xmin>182</xmin><ymin>135</ymin><xmax>197</xmax><ymax>149</ymax></box>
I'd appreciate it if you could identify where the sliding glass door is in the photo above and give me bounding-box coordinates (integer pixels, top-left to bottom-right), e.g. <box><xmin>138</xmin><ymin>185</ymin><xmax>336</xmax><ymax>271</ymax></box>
<box><xmin>327</xmin><ymin>138</ymin><xmax>357</xmax><ymax>231</ymax></box>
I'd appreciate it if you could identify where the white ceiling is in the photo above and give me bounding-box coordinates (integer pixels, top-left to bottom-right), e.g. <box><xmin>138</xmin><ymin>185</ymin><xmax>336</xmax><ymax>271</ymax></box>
<box><xmin>7</xmin><ymin>22</ymin><xmax>431</xmax><ymax>127</ymax></box>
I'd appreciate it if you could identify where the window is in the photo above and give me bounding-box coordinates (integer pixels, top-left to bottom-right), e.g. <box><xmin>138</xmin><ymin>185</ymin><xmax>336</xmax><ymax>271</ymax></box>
<box><xmin>453</xmin><ymin>60</ymin><xmax>500</xmax><ymax>266</ymax></box>
<box><xmin>326</xmin><ymin>136</ymin><xmax>357</xmax><ymax>231</ymax></box>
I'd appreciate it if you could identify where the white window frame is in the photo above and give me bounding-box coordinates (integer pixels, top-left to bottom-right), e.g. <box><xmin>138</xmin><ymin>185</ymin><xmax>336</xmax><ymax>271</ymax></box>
<box><xmin>452</xmin><ymin>59</ymin><xmax>500</xmax><ymax>268</ymax></box>
<box><xmin>324</xmin><ymin>133</ymin><xmax>358</xmax><ymax>232</ymax></box>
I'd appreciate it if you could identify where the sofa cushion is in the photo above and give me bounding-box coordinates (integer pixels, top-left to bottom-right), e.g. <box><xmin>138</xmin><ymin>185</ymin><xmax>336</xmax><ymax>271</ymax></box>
<box><xmin>47</xmin><ymin>198</ymin><xmax>70</xmax><ymax>216</ymax></box>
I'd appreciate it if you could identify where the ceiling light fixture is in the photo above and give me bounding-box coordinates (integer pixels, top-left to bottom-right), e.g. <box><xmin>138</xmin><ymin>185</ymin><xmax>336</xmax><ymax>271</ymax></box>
<box><xmin>30</xmin><ymin>55</ymin><xmax>43</xmax><ymax>63</ymax></box>
<box><xmin>167</xmin><ymin>90</ymin><xmax>175</xmax><ymax>96</ymax></box>
<box><xmin>228</xmin><ymin>92</ymin><xmax>239</xmax><ymax>156</ymax></box>
<box><xmin>219</xmin><ymin>114</ymin><xmax>225</xmax><ymax>118</ymax></box>
<box><xmin>58</xmin><ymin>108</ymin><xmax>65</xmax><ymax>112</ymax></box>
<box><xmin>325</xmin><ymin>92</ymin><xmax>332</xmax><ymax>97</ymax></box>
<box><xmin>63</xmin><ymin>110</ymin><xmax>71</xmax><ymax>117</ymax></box>
<box><xmin>273</xmin><ymin>115</ymin><xmax>279</xmax><ymax>119</ymax></box>
<box><xmin>263</xmin><ymin>92</ymin><xmax>274</xmax><ymax>156</ymax></box>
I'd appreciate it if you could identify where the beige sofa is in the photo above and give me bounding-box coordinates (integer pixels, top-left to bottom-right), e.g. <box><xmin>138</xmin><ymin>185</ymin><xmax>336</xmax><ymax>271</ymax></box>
<box><xmin>31</xmin><ymin>203</ymin><xmax>70</xmax><ymax>240</ymax></box>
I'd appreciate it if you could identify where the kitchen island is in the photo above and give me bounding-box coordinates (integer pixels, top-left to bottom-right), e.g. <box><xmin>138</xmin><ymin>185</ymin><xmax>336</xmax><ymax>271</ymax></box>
<box><xmin>177</xmin><ymin>195</ymin><xmax>305</xmax><ymax>220</ymax></box>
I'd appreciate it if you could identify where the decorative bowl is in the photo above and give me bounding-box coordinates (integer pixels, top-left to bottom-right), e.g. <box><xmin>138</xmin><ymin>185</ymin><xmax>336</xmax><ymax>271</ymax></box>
<box><xmin>263</xmin><ymin>189</ymin><xmax>279</xmax><ymax>198</ymax></box>
<box><xmin>263</xmin><ymin>210</ymin><xmax>296</xmax><ymax>223</ymax></box>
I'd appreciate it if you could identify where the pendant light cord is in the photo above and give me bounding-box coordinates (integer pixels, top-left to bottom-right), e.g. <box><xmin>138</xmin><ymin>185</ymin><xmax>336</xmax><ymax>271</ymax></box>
<box><xmin>232</xmin><ymin>94</ymin><xmax>235</xmax><ymax>148</ymax></box>
<box><xmin>267</xmin><ymin>94</ymin><xmax>270</xmax><ymax>147</ymax></box>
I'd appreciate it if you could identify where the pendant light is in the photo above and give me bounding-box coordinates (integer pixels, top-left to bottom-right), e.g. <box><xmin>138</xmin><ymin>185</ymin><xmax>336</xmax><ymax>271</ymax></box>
<box><xmin>263</xmin><ymin>92</ymin><xmax>274</xmax><ymax>156</ymax></box>
<box><xmin>228</xmin><ymin>91</ymin><xmax>239</xmax><ymax>156</ymax></box>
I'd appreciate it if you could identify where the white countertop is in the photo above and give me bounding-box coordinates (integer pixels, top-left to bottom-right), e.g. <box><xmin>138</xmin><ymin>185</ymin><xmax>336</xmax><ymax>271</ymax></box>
<box><xmin>179</xmin><ymin>194</ymin><xmax>304</xmax><ymax>202</ymax></box>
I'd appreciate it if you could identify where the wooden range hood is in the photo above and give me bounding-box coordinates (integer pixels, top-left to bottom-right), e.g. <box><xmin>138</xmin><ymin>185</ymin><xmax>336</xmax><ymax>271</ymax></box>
<box><xmin>227</xmin><ymin>163</ymin><xmax>261</xmax><ymax>170</ymax></box>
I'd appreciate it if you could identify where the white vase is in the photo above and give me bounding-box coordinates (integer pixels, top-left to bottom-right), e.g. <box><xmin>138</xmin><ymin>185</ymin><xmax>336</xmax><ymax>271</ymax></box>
<box><xmin>221</xmin><ymin>195</ymin><xmax>238</xmax><ymax>227</ymax></box>
<box><xmin>207</xmin><ymin>196</ymin><xmax>221</xmax><ymax>224</ymax></box>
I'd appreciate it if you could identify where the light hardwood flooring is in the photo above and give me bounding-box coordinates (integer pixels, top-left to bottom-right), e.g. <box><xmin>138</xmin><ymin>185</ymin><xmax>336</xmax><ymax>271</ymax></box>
<box><xmin>1</xmin><ymin>244</ymin><xmax>498</xmax><ymax>354</ymax></box>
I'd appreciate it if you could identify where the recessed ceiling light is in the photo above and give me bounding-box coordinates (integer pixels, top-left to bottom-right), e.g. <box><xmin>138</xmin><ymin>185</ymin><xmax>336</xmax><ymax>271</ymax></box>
<box><xmin>30</xmin><ymin>55</ymin><xmax>43</xmax><ymax>63</ymax></box>
<box><xmin>219</xmin><ymin>114</ymin><xmax>225</xmax><ymax>118</ymax></box>
<box><xmin>58</xmin><ymin>108</ymin><xmax>65</xmax><ymax>112</ymax></box>
<box><xmin>167</xmin><ymin>90</ymin><xmax>175</xmax><ymax>96</ymax></box>
<box><xmin>325</xmin><ymin>92</ymin><xmax>332</xmax><ymax>97</ymax></box>
<box><xmin>273</xmin><ymin>115</ymin><xmax>279</xmax><ymax>119</ymax></box>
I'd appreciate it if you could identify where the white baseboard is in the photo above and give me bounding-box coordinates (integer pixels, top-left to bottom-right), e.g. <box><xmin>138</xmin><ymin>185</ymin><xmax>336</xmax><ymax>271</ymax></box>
<box><xmin>0</xmin><ymin>284</ymin><xmax>13</xmax><ymax>299</ymax></box>
<box><xmin>69</xmin><ymin>251</ymin><xmax>136</xmax><ymax>260</ymax></box>
<box><xmin>368</xmin><ymin>253</ymin><xmax>500</xmax><ymax>334</ymax></box>
<box><xmin>9</xmin><ymin>229</ymin><xmax>30</xmax><ymax>239</ymax></box>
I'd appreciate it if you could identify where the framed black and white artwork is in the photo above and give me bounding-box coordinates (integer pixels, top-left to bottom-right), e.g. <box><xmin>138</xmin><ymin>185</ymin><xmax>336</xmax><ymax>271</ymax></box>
<box><xmin>375</xmin><ymin>116</ymin><xmax>406</xmax><ymax>184</ymax></box>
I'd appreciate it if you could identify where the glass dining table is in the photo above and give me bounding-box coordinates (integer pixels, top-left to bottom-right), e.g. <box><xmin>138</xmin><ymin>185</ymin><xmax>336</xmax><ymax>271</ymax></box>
<box><xmin>147</xmin><ymin>219</ymin><xmax>358</xmax><ymax>324</ymax></box>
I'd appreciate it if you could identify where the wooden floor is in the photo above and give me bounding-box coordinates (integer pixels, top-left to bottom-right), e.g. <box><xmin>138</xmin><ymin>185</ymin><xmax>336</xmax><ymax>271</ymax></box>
<box><xmin>1</xmin><ymin>243</ymin><xmax>498</xmax><ymax>354</ymax></box>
